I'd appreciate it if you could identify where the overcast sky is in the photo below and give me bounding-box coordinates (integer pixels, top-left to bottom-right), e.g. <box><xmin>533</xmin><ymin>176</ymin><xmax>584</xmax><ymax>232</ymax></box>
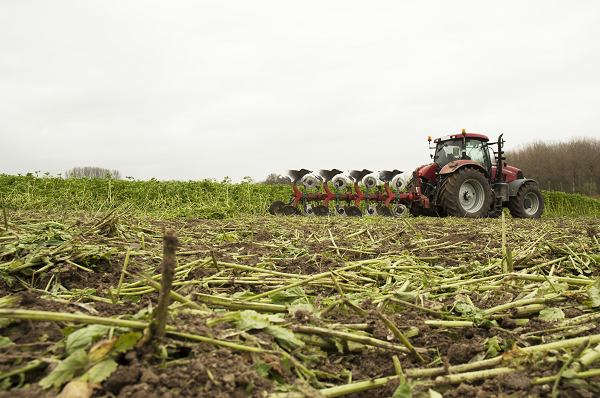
<box><xmin>1</xmin><ymin>1</ymin><xmax>599</xmax><ymax>182</ymax></box>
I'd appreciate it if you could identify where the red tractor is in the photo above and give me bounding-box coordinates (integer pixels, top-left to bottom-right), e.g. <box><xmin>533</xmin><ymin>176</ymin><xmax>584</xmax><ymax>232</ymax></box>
<box><xmin>409</xmin><ymin>130</ymin><xmax>544</xmax><ymax>218</ymax></box>
<box><xmin>269</xmin><ymin>130</ymin><xmax>544</xmax><ymax>218</ymax></box>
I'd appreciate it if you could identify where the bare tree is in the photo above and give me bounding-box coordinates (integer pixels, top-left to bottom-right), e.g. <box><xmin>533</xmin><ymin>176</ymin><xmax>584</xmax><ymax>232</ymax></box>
<box><xmin>65</xmin><ymin>167</ymin><xmax>122</xmax><ymax>180</ymax></box>
<box><xmin>263</xmin><ymin>173</ymin><xmax>291</xmax><ymax>185</ymax></box>
<box><xmin>505</xmin><ymin>137</ymin><xmax>600</xmax><ymax>197</ymax></box>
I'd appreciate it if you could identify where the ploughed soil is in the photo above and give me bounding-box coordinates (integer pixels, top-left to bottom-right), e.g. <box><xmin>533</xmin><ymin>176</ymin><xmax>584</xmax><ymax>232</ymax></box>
<box><xmin>0</xmin><ymin>212</ymin><xmax>599</xmax><ymax>397</ymax></box>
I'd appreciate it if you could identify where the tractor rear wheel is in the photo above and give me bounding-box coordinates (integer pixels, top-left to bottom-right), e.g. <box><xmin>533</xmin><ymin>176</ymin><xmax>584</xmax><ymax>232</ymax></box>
<box><xmin>439</xmin><ymin>168</ymin><xmax>492</xmax><ymax>218</ymax></box>
<box><xmin>508</xmin><ymin>182</ymin><xmax>544</xmax><ymax>218</ymax></box>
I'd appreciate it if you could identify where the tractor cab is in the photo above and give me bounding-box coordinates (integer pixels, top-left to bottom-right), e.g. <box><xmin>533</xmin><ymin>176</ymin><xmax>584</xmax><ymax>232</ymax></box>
<box><xmin>432</xmin><ymin>131</ymin><xmax>493</xmax><ymax>179</ymax></box>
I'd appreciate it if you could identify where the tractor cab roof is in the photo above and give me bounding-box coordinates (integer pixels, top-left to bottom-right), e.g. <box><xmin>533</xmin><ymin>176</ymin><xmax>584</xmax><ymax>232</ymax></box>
<box><xmin>433</xmin><ymin>133</ymin><xmax>489</xmax><ymax>143</ymax></box>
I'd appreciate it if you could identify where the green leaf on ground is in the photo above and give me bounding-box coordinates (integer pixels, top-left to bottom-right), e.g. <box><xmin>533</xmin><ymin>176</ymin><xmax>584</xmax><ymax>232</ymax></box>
<box><xmin>454</xmin><ymin>302</ymin><xmax>486</xmax><ymax>319</ymax></box>
<box><xmin>269</xmin><ymin>286</ymin><xmax>306</xmax><ymax>304</ymax></box>
<box><xmin>263</xmin><ymin>325</ymin><xmax>304</xmax><ymax>351</ymax></box>
<box><xmin>393</xmin><ymin>292</ymin><xmax>417</xmax><ymax>301</ymax></box>
<box><xmin>539</xmin><ymin>307</ymin><xmax>565</xmax><ymax>322</ymax></box>
<box><xmin>110</xmin><ymin>332</ymin><xmax>142</xmax><ymax>355</ymax></box>
<box><xmin>235</xmin><ymin>310</ymin><xmax>282</xmax><ymax>331</ymax></box>
<box><xmin>586</xmin><ymin>278</ymin><xmax>600</xmax><ymax>307</ymax></box>
<box><xmin>0</xmin><ymin>271</ymin><xmax>13</xmax><ymax>287</ymax></box>
<box><xmin>393</xmin><ymin>381</ymin><xmax>412</xmax><ymax>398</ymax></box>
<box><xmin>252</xmin><ymin>360</ymin><xmax>272</xmax><ymax>378</ymax></box>
<box><xmin>287</xmin><ymin>303</ymin><xmax>315</xmax><ymax>316</ymax></box>
<box><xmin>86</xmin><ymin>358</ymin><xmax>118</xmax><ymax>383</ymax></box>
<box><xmin>485</xmin><ymin>336</ymin><xmax>504</xmax><ymax>358</ymax></box>
<box><xmin>39</xmin><ymin>349</ymin><xmax>88</xmax><ymax>389</ymax></box>
<box><xmin>0</xmin><ymin>336</ymin><xmax>14</xmax><ymax>347</ymax></box>
<box><xmin>65</xmin><ymin>325</ymin><xmax>109</xmax><ymax>355</ymax></box>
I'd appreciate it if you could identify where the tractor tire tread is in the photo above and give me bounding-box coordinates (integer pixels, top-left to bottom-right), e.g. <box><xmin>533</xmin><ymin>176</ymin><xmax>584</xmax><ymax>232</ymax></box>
<box><xmin>508</xmin><ymin>182</ymin><xmax>544</xmax><ymax>219</ymax></box>
<box><xmin>439</xmin><ymin>167</ymin><xmax>492</xmax><ymax>218</ymax></box>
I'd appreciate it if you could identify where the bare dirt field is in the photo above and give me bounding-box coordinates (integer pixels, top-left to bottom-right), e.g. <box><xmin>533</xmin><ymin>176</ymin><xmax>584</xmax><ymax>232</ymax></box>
<box><xmin>1</xmin><ymin>212</ymin><xmax>599</xmax><ymax>397</ymax></box>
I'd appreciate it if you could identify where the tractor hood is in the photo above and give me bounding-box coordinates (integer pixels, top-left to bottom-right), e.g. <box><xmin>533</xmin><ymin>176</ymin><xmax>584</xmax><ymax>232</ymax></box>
<box><xmin>416</xmin><ymin>163</ymin><xmax>438</xmax><ymax>181</ymax></box>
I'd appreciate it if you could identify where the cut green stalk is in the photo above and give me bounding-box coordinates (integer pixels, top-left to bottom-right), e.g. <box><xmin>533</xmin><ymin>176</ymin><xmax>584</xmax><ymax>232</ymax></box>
<box><xmin>115</xmin><ymin>247</ymin><xmax>131</xmax><ymax>299</ymax></box>
<box><xmin>551</xmin><ymin>339</ymin><xmax>588</xmax><ymax>397</ymax></box>
<box><xmin>128</xmin><ymin>269</ymin><xmax>202</xmax><ymax>310</ymax></box>
<box><xmin>0</xmin><ymin>308</ymin><xmax>150</xmax><ymax>329</ymax></box>
<box><xmin>502</xmin><ymin>212</ymin><xmax>507</xmax><ymax>273</ymax></box>
<box><xmin>246</xmin><ymin>263</ymin><xmax>364</xmax><ymax>302</ymax></box>
<box><xmin>291</xmin><ymin>325</ymin><xmax>417</xmax><ymax>354</ymax></box>
<box><xmin>0</xmin><ymin>360</ymin><xmax>44</xmax><ymax>382</ymax></box>
<box><xmin>342</xmin><ymin>299</ymin><xmax>366</xmax><ymax>317</ymax></box>
<box><xmin>167</xmin><ymin>331</ymin><xmax>278</xmax><ymax>354</ymax></box>
<box><xmin>482</xmin><ymin>295</ymin><xmax>564</xmax><ymax>316</ymax></box>
<box><xmin>194</xmin><ymin>293</ymin><xmax>286</xmax><ymax>313</ymax></box>
<box><xmin>1</xmin><ymin>194</ymin><xmax>8</xmax><ymax>231</ymax></box>
<box><xmin>377</xmin><ymin>311</ymin><xmax>424</xmax><ymax>362</ymax></box>
<box><xmin>392</xmin><ymin>355</ymin><xmax>403</xmax><ymax>379</ymax></box>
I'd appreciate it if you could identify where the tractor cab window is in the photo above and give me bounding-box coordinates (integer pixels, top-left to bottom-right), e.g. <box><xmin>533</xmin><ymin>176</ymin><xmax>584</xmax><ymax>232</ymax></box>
<box><xmin>434</xmin><ymin>140</ymin><xmax>462</xmax><ymax>167</ymax></box>
<box><xmin>434</xmin><ymin>138</ymin><xmax>492</xmax><ymax>175</ymax></box>
<box><xmin>465</xmin><ymin>139</ymin><xmax>491</xmax><ymax>170</ymax></box>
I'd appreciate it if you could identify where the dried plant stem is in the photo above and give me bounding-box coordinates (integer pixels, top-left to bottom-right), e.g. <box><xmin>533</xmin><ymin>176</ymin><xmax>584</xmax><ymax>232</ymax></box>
<box><xmin>154</xmin><ymin>230</ymin><xmax>178</xmax><ymax>339</ymax></box>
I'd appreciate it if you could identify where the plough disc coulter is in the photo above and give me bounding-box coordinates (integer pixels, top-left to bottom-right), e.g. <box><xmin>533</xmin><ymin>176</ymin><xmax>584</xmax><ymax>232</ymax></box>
<box><xmin>269</xmin><ymin>169</ymin><xmax>422</xmax><ymax>217</ymax></box>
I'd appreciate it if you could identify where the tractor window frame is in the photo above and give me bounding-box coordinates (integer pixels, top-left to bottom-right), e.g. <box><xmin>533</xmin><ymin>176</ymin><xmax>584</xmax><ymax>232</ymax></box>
<box><xmin>434</xmin><ymin>138</ymin><xmax>492</xmax><ymax>176</ymax></box>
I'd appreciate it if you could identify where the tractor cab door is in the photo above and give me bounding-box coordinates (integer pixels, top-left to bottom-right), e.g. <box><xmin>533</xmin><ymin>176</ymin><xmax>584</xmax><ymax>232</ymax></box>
<box><xmin>464</xmin><ymin>139</ymin><xmax>492</xmax><ymax>177</ymax></box>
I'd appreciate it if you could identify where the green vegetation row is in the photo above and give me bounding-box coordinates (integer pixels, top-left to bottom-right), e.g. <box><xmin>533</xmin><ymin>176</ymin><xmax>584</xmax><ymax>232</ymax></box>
<box><xmin>1</xmin><ymin>174</ymin><xmax>599</xmax><ymax>219</ymax></box>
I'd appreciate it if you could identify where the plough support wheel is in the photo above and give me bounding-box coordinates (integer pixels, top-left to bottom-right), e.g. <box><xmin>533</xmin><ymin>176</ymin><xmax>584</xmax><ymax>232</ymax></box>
<box><xmin>314</xmin><ymin>205</ymin><xmax>330</xmax><ymax>217</ymax></box>
<box><xmin>345</xmin><ymin>206</ymin><xmax>362</xmax><ymax>217</ymax></box>
<box><xmin>281</xmin><ymin>205</ymin><xmax>301</xmax><ymax>216</ymax></box>
<box><xmin>269</xmin><ymin>201</ymin><xmax>286</xmax><ymax>216</ymax></box>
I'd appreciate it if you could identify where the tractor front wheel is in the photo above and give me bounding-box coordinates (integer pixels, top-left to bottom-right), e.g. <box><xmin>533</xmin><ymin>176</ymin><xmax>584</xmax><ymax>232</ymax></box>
<box><xmin>508</xmin><ymin>182</ymin><xmax>544</xmax><ymax>218</ymax></box>
<box><xmin>439</xmin><ymin>168</ymin><xmax>492</xmax><ymax>218</ymax></box>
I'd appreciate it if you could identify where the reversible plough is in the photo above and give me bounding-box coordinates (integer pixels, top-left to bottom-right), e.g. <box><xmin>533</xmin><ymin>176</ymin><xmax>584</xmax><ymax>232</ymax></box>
<box><xmin>269</xmin><ymin>169</ymin><xmax>424</xmax><ymax>217</ymax></box>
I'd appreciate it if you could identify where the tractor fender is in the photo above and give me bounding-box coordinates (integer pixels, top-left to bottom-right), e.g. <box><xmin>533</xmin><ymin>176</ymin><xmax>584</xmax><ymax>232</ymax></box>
<box><xmin>508</xmin><ymin>179</ymin><xmax>537</xmax><ymax>197</ymax></box>
<box><xmin>439</xmin><ymin>160</ymin><xmax>489</xmax><ymax>179</ymax></box>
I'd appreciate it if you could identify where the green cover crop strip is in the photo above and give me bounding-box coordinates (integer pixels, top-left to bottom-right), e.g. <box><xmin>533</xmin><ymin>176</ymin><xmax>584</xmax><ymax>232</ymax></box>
<box><xmin>1</xmin><ymin>174</ymin><xmax>599</xmax><ymax>218</ymax></box>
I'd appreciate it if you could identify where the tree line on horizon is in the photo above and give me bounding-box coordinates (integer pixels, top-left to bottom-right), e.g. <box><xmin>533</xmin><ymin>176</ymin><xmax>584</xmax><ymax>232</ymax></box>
<box><xmin>505</xmin><ymin>137</ymin><xmax>599</xmax><ymax>197</ymax></box>
<box><xmin>65</xmin><ymin>167</ymin><xmax>122</xmax><ymax>180</ymax></box>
